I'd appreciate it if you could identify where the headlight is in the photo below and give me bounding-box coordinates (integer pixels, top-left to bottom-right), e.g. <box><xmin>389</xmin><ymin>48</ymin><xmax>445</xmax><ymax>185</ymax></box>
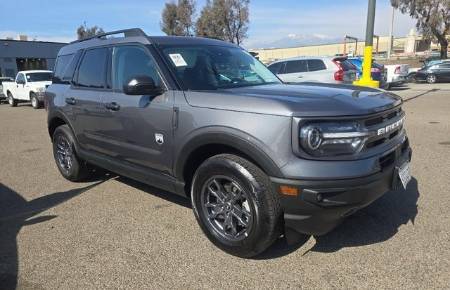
<box><xmin>300</xmin><ymin>122</ymin><xmax>369</xmax><ymax>157</ymax></box>
<box><xmin>36</xmin><ymin>87</ymin><xmax>45</xmax><ymax>92</ymax></box>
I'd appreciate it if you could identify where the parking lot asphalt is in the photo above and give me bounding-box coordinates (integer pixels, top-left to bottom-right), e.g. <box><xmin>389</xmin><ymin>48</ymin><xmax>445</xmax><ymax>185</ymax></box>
<box><xmin>0</xmin><ymin>83</ymin><xmax>449</xmax><ymax>289</ymax></box>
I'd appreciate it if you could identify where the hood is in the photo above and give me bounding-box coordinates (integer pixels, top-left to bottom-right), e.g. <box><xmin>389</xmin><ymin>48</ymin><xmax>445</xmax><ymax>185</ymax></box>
<box><xmin>184</xmin><ymin>83</ymin><xmax>402</xmax><ymax>117</ymax></box>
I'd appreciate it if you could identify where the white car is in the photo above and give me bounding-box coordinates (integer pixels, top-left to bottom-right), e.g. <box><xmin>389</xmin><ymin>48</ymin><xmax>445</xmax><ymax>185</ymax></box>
<box><xmin>267</xmin><ymin>56</ymin><xmax>358</xmax><ymax>84</ymax></box>
<box><xmin>2</xmin><ymin>70</ymin><xmax>53</xmax><ymax>109</ymax></box>
<box><xmin>384</xmin><ymin>64</ymin><xmax>409</xmax><ymax>89</ymax></box>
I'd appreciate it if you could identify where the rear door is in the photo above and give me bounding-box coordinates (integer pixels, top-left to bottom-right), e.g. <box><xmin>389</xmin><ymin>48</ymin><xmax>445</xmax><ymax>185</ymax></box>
<box><xmin>96</xmin><ymin>44</ymin><xmax>174</xmax><ymax>174</ymax></box>
<box><xmin>306</xmin><ymin>59</ymin><xmax>329</xmax><ymax>82</ymax></box>
<box><xmin>278</xmin><ymin>60</ymin><xmax>308</xmax><ymax>83</ymax></box>
<box><xmin>65</xmin><ymin>47</ymin><xmax>111</xmax><ymax>152</ymax></box>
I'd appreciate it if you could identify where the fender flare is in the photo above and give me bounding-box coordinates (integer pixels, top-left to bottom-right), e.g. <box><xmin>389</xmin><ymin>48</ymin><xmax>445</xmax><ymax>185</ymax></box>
<box><xmin>174</xmin><ymin>127</ymin><xmax>283</xmax><ymax>181</ymax></box>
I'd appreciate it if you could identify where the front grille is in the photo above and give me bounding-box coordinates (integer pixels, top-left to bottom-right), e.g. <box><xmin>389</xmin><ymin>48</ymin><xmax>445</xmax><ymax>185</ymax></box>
<box><xmin>362</xmin><ymin>107</ymin><xmax>405</xmax><ymax>151</ymax></box>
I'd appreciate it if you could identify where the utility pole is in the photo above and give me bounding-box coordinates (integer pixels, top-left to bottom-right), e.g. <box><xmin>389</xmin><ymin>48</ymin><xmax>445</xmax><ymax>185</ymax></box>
<box><xmin>388</xmin><ymin>6</ymin><xmax>395</xmax><ymax>59</ymax></box>
<box><xmin>354</xmin><ymin>0</ymin><xmax>379</xmax><ymax>88</ymax></box>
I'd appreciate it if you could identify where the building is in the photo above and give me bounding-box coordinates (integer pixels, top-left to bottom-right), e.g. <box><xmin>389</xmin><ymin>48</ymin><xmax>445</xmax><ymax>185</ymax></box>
<box><xmin>250</xmin><ymin>33</ymin><xmax>434</xmax><ymax>64</ymax></box>
<box><xmin>0</xmin><ymin>39</ymin><xmax>66</xmax><ymax>78</ymax></box>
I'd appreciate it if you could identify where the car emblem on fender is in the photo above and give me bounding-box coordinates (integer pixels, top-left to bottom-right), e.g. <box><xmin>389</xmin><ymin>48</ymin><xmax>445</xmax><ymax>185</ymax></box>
<box><xmin>155</xmin><ymin>133</ymin><xmax>164</xmax><ymax>145</ymax></box>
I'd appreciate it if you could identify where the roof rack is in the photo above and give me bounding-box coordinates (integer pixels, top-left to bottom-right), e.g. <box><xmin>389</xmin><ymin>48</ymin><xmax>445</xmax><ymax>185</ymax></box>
<box><xmin>70</xmin><ymin>28</ymin><xmax>147</xmax><ymax>44</ymax></box>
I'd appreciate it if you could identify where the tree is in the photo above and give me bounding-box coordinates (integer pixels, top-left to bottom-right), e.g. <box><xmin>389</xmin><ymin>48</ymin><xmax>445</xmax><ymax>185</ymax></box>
<box><xmin>161</xmin><ymin>3</ymin><xmax>181</xmax><ymax>35</ymax></box>
<box><xmin>196</xmin><ymin>0</ymin><xmax>226</xmax><ymax>40</ymax></box>
<box><xmin>160</xmin><ymin>0</ymin><xmax>196</xmax><ymax>36</ymax></box>
<box><xmin>196</xmin><ymin>0</ymin><xmax>250</xmax><ymax>45</ymax></box>
<box><xmin>391</xmin><ymin>0</ymin><xmax>450</xmax><ymax>59</ymax></box>
<box><xmin>76</xmin><ymin>24</ymin><xmax>105</xmax><ymax>40</ymax></box>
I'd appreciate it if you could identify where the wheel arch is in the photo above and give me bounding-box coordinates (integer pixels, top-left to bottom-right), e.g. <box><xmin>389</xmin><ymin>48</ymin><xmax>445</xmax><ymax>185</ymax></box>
<box><xmin>175</xmin><ymin>129</ymin><xmax>283</xmax><ymax>196</ymax></box>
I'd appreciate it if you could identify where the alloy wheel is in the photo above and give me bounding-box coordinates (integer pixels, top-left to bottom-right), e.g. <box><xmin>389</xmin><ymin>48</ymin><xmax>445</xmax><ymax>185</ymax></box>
<box><xmin>55</xmin><ymin>135</ymin><xmax>74</xmax><ymax>173</ymax></box>
<box><xmin>200</xmin><ymin>176</ymin><xmax>254</xmax><ymax>241</ymax></box>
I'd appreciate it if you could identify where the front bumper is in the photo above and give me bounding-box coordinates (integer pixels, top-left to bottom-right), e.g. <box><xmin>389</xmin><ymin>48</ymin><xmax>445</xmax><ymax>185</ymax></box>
<box><xmin>272</xmin><ymin>140</ymin><xmax>412</xmax><ymax>236</ymax></box>
<box><xmin>35</xmin><ymin>92</ymin><xmax>46</xmax><ymax>102</ymax></box>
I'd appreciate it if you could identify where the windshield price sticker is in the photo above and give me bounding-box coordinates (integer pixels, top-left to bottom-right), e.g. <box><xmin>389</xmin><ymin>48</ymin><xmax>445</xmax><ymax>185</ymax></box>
<box><xmin>169</xmin><ymin>54</ymin><xmax>188</xmax><ymax>67</ymax></box>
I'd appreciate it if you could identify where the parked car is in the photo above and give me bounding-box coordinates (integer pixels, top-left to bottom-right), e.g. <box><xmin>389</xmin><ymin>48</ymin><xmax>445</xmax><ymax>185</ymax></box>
<box><xmin>0</xmin><ymin>77</ymin><xmax>14</xmax><ymax>102</ymax></box>
<box><xmin>414</xmin><ymin>62</ymin><xmax>450</xmax><ymax>83</ymax></box>
<box><xmin>267</xmin><ymin>56</ymin><xmax>358</xmax><ymax>84</ymax></box>
<box><xmin>46</xmin><ymin>29</ymin><xmax>412</xmax><ymax>258</ymax></box>
<box><xmin>384</xmin><ymin>64</ymin><xmax>409</xmax><ymax>89</ymax></box>
<box><xmin>2</xmin><ymin>70</ymin><xmax>52</xmax><ymax>109</ymax></box>
<box><xmin>347</xmin><ymin>57</ymin><xmax>386</xmax><ymax>85</ymax></box>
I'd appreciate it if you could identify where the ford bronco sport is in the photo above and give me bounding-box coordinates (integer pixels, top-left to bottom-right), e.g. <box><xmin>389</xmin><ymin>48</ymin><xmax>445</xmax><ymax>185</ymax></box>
<box><xmin>46</xmin><ymin>29</ymin><xmax>412</xmax><ymax>258</ymax></box>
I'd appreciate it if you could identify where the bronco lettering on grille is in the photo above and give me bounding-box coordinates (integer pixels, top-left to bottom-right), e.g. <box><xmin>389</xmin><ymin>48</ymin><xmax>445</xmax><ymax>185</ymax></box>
<box><xmin>377</xmin><ymin>117</ymin><xmax>404</xmax><ymax>136</ymax></box>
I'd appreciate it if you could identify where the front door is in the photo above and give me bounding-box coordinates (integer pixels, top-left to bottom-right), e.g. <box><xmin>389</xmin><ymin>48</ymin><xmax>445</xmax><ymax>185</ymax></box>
<box><xmin>98</xmin><ymin>45</ymin><xmax>174</xmax><ymax>174</ymax></box>
<box><xmin>15</xmin><ymin>73</ymin><xmax>27</xmax><ymax>99</ymax></box>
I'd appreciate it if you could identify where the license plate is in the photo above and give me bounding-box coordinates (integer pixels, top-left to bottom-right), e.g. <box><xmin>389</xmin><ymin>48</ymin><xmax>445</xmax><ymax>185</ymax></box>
<box><xmin>398</xmin><ymin>162</ymin><xmax>411</xmax><ymax>189</ymax></box>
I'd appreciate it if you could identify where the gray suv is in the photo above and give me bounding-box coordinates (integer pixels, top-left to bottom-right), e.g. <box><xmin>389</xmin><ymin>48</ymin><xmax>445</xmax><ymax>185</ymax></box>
<box><xmin>46</xmin><ymin>29</ymin><xmax>412</xmax><ymax>258</ymax></box>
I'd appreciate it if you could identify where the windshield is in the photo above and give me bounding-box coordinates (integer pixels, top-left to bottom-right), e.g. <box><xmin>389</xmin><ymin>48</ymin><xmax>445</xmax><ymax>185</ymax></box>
<box><xmin>161</xmin><ymin>45</ymin><xmax>280</xmax><ymax>90</ymax></box>
<box><xmin>26</xmin><ymin>72</ymin><xmax>52</xmax><ymax>82</ymax></box>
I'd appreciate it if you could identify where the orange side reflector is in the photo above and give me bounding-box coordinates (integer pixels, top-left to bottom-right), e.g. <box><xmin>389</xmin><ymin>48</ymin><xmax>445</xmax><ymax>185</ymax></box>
<box><xmin>279</xmin><ymin>185</ymin><xmax>300</xmax><ymax>197</ymax></box>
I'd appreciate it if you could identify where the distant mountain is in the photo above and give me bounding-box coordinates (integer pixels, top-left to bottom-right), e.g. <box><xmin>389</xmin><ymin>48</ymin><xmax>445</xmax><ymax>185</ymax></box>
<box><xmin>247</xmin><ymin>34</ymin><xmax>347</xmax><ymax>49</ymax></box>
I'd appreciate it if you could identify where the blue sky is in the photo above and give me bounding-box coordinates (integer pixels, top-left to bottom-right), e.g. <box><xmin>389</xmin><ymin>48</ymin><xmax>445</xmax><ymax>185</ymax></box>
<box><xmin>0</xmin><ymin>0</ymin><xmax>416</xmax><ymax>48</ymax></box>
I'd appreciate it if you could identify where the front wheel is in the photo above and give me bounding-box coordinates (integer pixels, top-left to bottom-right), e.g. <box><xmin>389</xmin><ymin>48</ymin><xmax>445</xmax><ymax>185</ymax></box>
<box><xmin>426</xmin><ymin>74</ymin><xmax>437</xmax><ymax>84</ymax></box>
<box><xmin>191</xmin><ymin>154</ymin><xmax>282</xmax><ymax>258</ymax></box>
<box><xmin>30</xmin><ymin>93</ymin><xmax>41</xmax><ymax>109</ymax></box>
<box><xmin>7</xmin><ymin>92</ymin><xmax>17</xmax><ymax>107</ymax></box>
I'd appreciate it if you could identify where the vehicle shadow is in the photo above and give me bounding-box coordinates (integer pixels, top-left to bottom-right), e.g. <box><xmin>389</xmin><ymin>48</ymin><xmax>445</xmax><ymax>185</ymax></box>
<box><xmin>404</xmin><ymin>88</ymin><xmax>439</xmax><ymax>102</ymax></box>
<box><xmin>0</xmin><ymin>181</ymin><xmax>104</xmax><ymax>290</ymax></box>
<box><xmin>257</xmin><ymin>177</ymin><xmax>419</xmax><ymax>259</ymax></box>
<box><xmin>116</xmin><ymin>176</ymin><xmax>191</xmax><ymax>209</ymax></box>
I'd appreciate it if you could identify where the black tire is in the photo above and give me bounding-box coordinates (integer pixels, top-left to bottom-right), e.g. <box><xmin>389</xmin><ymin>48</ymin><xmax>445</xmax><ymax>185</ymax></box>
<box><xmin>30</xmin><ymin>92</ymin><xmax>41</xmax><ymax>109</ymax></box>
<box><xmin>191</xmin><ymin>154</ymin><xmax>282</xmax><ymax>258</ymax></box>
<box><xmin>7</xmin><ymin>92</ymin><xmax>17</xmax><ymax>107</ymax></box>
<box><xmin>52</xmin><ymin>125</ymin><xmax>90</xmax><ymax>182</ymax></box>
<box><xmin>426</xmin><ymin>74</ymin><xmax>437</xmax><ymax>84</ymax></box>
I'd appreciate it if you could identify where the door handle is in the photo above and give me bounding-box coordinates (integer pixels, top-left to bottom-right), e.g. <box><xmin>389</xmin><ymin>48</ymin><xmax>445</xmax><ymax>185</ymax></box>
<box><xmin>105</xmin><ymin>102</ymin><xmax>120</xmax><ymax>111</ymax></box>
<box><xmin>65</xmin><ymin>97</ymin><xmax>76</xmax><ymax>105</ymax></box>
<box><xmin>298</xmin><ymin>76</ymin><xmax>303</xmax><ymax>78</ymax></box>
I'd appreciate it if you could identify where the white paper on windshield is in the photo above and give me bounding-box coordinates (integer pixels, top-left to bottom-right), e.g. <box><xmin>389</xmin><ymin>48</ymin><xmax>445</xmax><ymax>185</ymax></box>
<box><xmin>169</xmin><ymin>53</ymin><xmax>188</xmax><ymax>67</ymax></box>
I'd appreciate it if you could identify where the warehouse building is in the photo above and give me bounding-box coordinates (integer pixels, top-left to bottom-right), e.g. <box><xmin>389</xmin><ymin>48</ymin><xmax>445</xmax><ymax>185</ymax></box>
<box><xmin>0</xmin><ymin>38</ymin><xmax>66</xmax><ymax>78</ymax></box>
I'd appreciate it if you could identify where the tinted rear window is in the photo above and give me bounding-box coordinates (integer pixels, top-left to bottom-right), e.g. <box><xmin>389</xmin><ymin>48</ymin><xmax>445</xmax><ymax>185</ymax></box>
<box><xmin>268</xmin><ymin>62</ymin><xmax>283</xmax><ymax>74</ymax></box>
<box><xmin>307</xmin><ymin>59</ymin><xmax>326</xmax><ymax>71</ymax></box>
<box><xmin>75</xmin><ymin>48</ymin><xmax>109</xmax><ymax>88</ymax></box>
<box><xmin>53</xmin><ymin>51</ymin><xmax>82</xmax><ymax>84</ymax></box>
<box><xmin>336</xmin><ymin>59</ymin><xmax>356</xmax><ymax>71</ymax></box>
<box><xmin>285</xmin><ymin>60</ymin><xmax>307</xmax><ymax>73</ymax></box>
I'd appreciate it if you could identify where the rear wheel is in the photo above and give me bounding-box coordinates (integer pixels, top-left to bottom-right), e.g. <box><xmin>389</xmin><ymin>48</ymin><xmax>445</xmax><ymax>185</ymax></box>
<box><xmin>191</xmin><ymin>154</ymin><xmax>282</xmax><ymax>258</ymax></box>
<box><xmin>7</xmin><ymin>92</ymin><xmax>17</xmax><ymax>107</ymax></box>
<box><xmin>52</xmin><ymin>125</ymin><xmax>90</xmax><ymax>181</ymax></box>
<box><xmin>30</xmin><ymin>93</ymin><xmax>41</xmax><ymax>109</ymax></box>
<box><xmin>426</xmin><ymin>74</ymin><xmax>437</xmax><ymax>84</ymax></box>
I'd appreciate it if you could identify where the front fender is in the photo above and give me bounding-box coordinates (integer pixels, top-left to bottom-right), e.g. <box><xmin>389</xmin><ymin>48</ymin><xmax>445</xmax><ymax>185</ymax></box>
<box><xmin>174</xmin><ymin>126</ymin><xmax>284</xmax><ymax>180</ymax></box>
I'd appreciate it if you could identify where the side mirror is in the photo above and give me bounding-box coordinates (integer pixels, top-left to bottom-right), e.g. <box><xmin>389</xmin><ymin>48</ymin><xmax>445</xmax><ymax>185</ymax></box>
<box><xmin>123</xmin><ymin>76</ymin><xmax>163</xmax><ymax>96</ymax></box>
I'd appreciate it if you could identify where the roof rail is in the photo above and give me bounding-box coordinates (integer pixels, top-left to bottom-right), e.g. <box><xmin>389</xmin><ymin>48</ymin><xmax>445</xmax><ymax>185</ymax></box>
<box><xmin>70</xmin><ymin>28</ymin><xmax>147</xmax><ymax>44</ymax></box>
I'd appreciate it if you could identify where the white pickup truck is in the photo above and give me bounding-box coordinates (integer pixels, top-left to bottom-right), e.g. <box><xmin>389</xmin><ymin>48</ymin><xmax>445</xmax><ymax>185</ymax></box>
<box><xmin>2</xmin><ymin>70</ymin><xmax>53</xmax><ymax>109</ymax></box>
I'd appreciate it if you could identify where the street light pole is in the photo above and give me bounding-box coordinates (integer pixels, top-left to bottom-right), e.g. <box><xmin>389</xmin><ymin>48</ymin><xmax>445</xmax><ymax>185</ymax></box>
<box><xmin>388</xmin><ymin>6</ymin><xmax>395</xmax><ymax>59</ymax></box>
<box><xmin>354</xmin><ymin>0</ymin><xmax>380</xmax><ymax>88</ymax></box>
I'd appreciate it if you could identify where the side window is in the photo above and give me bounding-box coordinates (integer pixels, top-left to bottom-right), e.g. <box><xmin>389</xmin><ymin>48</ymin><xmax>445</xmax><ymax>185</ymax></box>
<box><xmin>285</xmin><ymin>60</ymin><xmax>307</xmax><ymax>74</ymax></box>
<box><xmin>267</xmin><ymin>62</ymin><xmax>282</xmax><ymax>74</ymax></box>
<box><xmin>16</xmin><ymin>73</ymin><xmax>25</xmax><ymax>83</ymax></box>
<box><xmin>439</xmin><ymin>63</ymin><xmax>450</xmax><ymax>69</ymax></box>
<box><xmin>76</xmin><ymin>48</ymin><xmax>109</xmax><ymax>88</ymax></box>
<box><xmin>53</xmin><ymin>51</ymin><xmax>82</xmax><ymax>84</ymax></box>
<box><xmin>53</xmin><ymin>54</ymin><xmax>74</xmax><ymax>83</ymax></box>
<box><xmin>307</xmin><ymin>59</ymin><xmax>326</xmax><ymax>71</ymax></box>
<box><xmin>112</xmin><ymin>45</ymin><xmax>161</xmax><ymax>91</ymax></box>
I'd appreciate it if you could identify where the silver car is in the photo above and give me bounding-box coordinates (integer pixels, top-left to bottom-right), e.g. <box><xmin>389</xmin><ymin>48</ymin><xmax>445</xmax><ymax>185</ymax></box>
<box><xmin>268</xmin><ymin>56</ymin><xmax>358</xmax><ymax>84</ymax></box>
